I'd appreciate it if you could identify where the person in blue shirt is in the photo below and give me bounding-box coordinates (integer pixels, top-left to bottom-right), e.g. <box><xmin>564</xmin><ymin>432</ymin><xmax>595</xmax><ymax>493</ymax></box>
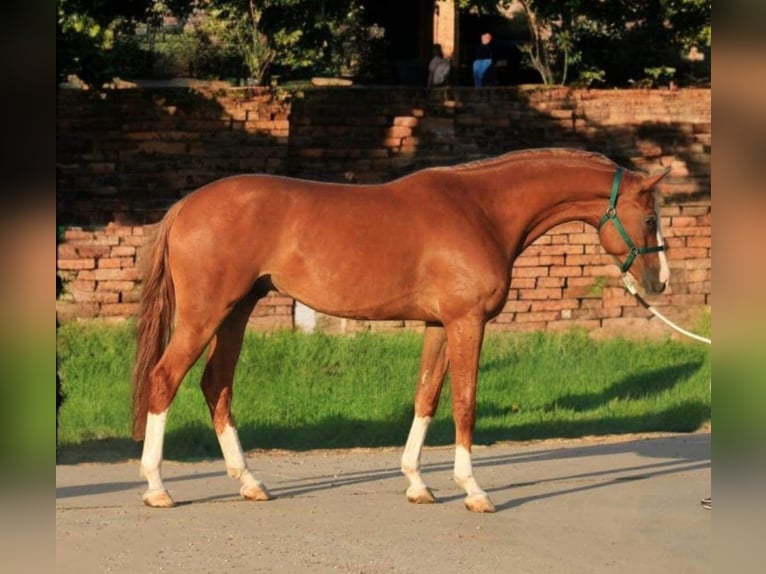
<box><xmin>473</xmin><ymin>32</ymin><xmax>495</xmax><ymax>87</ymax></box>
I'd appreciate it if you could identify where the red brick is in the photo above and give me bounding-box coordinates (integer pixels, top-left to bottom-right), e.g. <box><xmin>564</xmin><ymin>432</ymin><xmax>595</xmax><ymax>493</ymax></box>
<box><xmin>566</xmin><ymin>254</ymin><xmax>610</xmax><ymax>266</ymax></box>
<box><xmin>514</xmin><ymin>256</ymin><xmax>541</xmax><ymax>267</ymax></box>
<box><xmin>574</xmin><ymin>307</ymin><xmax>622</xmax><ymax>320</ymax></box>
<box><xmin>664</xmin><ymin>237</ymin><xmax>686</xmax><ymax>248</ymax></box>
<box><xmin>678</xmin><ymin>268</ymin><xmax>710</xmax><ymax>283</ymax></box>
<box><xmin>501</xmin><ymin>300</ymin><xmax>532</xmax><ymax>313</ymax></box>
<box><xmin>666</xmin><ymin>247</ymin><xmax>708</xmax><ymax>260</ymax></box>
<box><xmin>621</xmin><ymin>306</ymin><xmax>655</xmax><ymax>318</ymax></box>
<box><xmin>547</xmin><ymin>319</ymin><xmax>600</xmax><ymax>332</ymax></box>
<box><xmin>564</xmin><ymin>286</ymin><xmax>602</xmax><ymax>299</ymax></box>
<box><xmin>63</xmin><ymin>229</ymin><xmax>93</xmax><ymax>241</ymax></box>
<box><xmin>58</xmin><ymin>258</ymin><xmax>95</xmax><ymax>270</ymax></box>
<box><xmin>667</xmin><ymin>294</ymin><xmax>706</xmax><ymax>306</ymax></box>
<box><xmin>550</xmin><ymin>222</ymin><xmax>584</xmax><ymax>234</ymax></box>
<box><xmin>57</xmin><ymin>244</ymin><xmax>79</xmax><ymax>258</ymax></box>
<box><xmin>105</xmin><ymin>224</ymin><xmax>134</xmax><ymax>236</ymax></box>
<box><xmin>515</xmin><ymin>311</ymin><xmax>559</xmax><ymax>323</ymax></box>
<box><xmin>680</xmin><ymin>205</ymin><xmax>710</xmax><ymax>216</ymax></box>
<box><xmin>567</xmin><ymin>277</ymin><xmax>598</xmax><ymax>287</ymax></box>
<box><xmin>539</xmin><ymin>255</ymin><xmax>566</xmax><ymax>266</ymax></box>
<box><xmin>69</xmin><ymin>279</ymin><xmax>96</xmax><ymax>292</ymax></box>
<box><xmin>111</xmin><ymin>245</ymin><xmax>136</xmax><ymax>257</ymax></box>
<box><xmin>75</xmin><ymin>245</ymin><xmax>112</xmax><ymax>258</ymax></box>
<box><xmin>490</xmin><ymin>312</ymin><xmax>516</xmax><ymax>324</ymax></box>
<box><xmin>682</xmin><ymin>259</ymin><xmax>711</xmax><ymax>270</ymax></box>
<box><xmin>98</xmin><ymin>258</ymin><xmax>122</xmax><ymax>269</ymax></box>
<box><xmin>500</xmin><ymin>321</ymin><xmax>550</xmax><ymax>332</ymax></box>
<box><xmin>97</xmin><ymin>280</ymin><xmax>136</xmax><ymax>292</ymax></box>
<box><xmin>93</xmin><ymin>268</ymin><xmax>142</xmax><ymax>281</ymax></box>
<box><xmin>530</xmin><ymin>300</ymin><xmax>578</xmax><ymax>311</ymax></box>
<box><xmin>527</xmin><ymin>235</ymin><xmax>552</xmax><ymax>246</ymax></box>
<box><xmin>668</xmin><ymin>226</ymin><xmax>710</xmax><ymax>237</ymax></box>
<box><xmin>686</xmin><ymin>236</ymin><xmax>711</xmax><ymax>248</ymax></box>
<box><xmin>687</xmin><ymin>281</ymin><xmax>711</xmax><ymax>294</ymax></box>
<box><xmin>512</xmin><ymin>266</ymin><xmax>549</xmax><ymax>278</ymax></box>
<box><xmin>520</xmin><ymin>288</ymin><xmax>562</xmax><ymax>300</ymax></box>
<box><xmin>74</xmin><ymin>290</ymin><xmax>119</xmax><ymax>304</ymax></box>
<box><xmin>120</xmin><ymin>236</ymin><xmax>147</xmax><ymax>247</ymax></box>
<box><xmin>101</xmin><ymin>303</ymin><xmax>141</xmax><ymax>316</ymax></box>
<box><xmin>537</xmin><ymin>276</ymin><xmax>565</xmax><ymax>288</ymax></box>
<box><xmin>550</xmin><ymin>266</ymin><xmax>584</xmax><ymax>277</ymax></box>
<box><xmin>583</xmin><ymin>265</ymin><xmax>620</xmax><ymax>277</ymax></box>
<box><xmin>568</xmin><ymin>233</ymin><xmax>600</xmax><ymax>245</ymax></box>
<box><xmin>669</xmin><ymin>216</ymin><xmax>698</xmax><ymax>227</ymax></box>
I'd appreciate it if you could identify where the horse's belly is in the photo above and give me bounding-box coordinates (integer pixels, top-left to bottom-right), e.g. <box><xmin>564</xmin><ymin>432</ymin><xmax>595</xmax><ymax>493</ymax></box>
<box><xmin>269</xmin><ymin>268</ymin><xmax>436</xmax><ymax>322</ymax></box>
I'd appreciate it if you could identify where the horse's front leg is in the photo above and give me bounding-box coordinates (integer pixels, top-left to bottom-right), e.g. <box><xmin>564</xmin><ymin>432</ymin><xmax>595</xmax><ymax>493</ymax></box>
<box><xmin>401</xmin><ymin>324</ymin><xmax>449</xmax><ymax>504</ymax></box>
<box><xmin>445</xmin><ymin>317</ymin><xmax>495</xmax><ymax>513</ymax></box>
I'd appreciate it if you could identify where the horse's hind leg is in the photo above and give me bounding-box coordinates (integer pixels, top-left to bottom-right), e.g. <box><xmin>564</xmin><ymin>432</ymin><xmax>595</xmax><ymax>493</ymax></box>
<box><xmin>401</xmin><ymin>324</ymin><xmax>449</xmax><ymax>504</ymax></box>
<box><xmin>141</xmin><ymin>320</ymin><xmax>220</xmax><ymax>507</ymax></box>
<box><xmin>200</xmin><ymin>289</ymin><xmax>272</xmax><ymax>502</ymax></box>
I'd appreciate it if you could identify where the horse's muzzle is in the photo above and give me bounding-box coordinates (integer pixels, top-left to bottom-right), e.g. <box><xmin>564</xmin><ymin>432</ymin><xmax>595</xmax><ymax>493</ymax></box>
<box><xmin>642</xmin><ymin>272</ymin><xmax>667</xmax><ymax>295</ymax></box>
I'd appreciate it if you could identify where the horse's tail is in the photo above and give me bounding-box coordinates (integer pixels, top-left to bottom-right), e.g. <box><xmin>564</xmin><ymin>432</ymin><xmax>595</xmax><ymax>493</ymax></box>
<box><xmin>131</xmin><ymin>200</ymin><xmax>186</xmax><ymax>440</ymax></box>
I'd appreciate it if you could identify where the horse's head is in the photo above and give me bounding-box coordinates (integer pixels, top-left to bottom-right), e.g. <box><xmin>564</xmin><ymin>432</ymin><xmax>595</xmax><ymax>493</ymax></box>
<box><xmin>597</xmin><ymin>167</ymin><xmax>671</xmax><ymax>295</ymax></box>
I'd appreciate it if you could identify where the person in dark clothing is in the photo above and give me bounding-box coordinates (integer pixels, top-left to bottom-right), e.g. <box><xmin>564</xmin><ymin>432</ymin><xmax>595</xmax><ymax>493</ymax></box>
<box><xmin>473</xmin><ymin>32</ymin><xmax>495</xmax><ymax>87</ymax></box>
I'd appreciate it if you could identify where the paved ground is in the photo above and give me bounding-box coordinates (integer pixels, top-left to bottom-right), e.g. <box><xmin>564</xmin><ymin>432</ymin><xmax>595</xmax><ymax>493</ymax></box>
<box><xmin>56</xmin><ymin>431</ymin><xmax>710</xmax><ymax>574</ymax></box>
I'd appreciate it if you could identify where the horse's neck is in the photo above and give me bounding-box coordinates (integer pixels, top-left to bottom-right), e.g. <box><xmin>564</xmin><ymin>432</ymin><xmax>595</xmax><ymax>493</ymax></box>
<box><xmin>471</xmin><ymin>164</ymin><xmax>614</xmax><ymax>253</ymax></box>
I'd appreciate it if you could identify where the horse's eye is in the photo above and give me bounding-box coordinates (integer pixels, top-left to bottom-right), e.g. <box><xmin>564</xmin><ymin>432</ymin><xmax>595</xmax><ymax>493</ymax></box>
<box><xmin>644</xmin><ymin>216</ymin><xmax>657</xmax><ymax>232</ymax></box>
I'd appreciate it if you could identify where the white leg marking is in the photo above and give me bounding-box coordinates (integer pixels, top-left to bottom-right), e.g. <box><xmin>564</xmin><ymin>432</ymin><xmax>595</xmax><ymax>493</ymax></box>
<box><xmin>217</xmin><ymin>423</ymin><xmax>270</xmax><ymax>499</ymax></box>
<box><xmin>401</xmin><ymin>415</ymin><xmax>432</xmax><ymax>495</ymax></box>
<box><xmin>454</xmin><ymin>445</ymin><xmax>486</xmax><ymax>498</ymax></box>
<box><xmin>218</xmin><ymin>422</ymin><xmax>248</xmax><ymax>477</ymax></box>
<box><xmin>140</xmin><ymin>410</ymin><xmax>167</xmax><ymax>492</ymax></box>
<box><xmin>402</xmin><ymin>416</ymin><xmax>431</xmax><ymax>486</ymax></box>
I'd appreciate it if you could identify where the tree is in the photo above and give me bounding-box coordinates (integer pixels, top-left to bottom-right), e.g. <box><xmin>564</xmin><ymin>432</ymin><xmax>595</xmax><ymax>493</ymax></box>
<box><xmin>58</xmin><ymin>0</ymin><xmax>386</xmax><ymax>87</ymax></box>
<box><xmin>457</xmin><ymin>0</ymin><xmax>710</xmax><ymax>86</ymax></box>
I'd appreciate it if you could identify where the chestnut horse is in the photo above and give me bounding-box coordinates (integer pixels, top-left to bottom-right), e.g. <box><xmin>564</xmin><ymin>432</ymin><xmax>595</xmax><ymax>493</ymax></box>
<box><xmin>132</xmin><ymin>148</ymin><xmax>670</xmax><ymax>512</ymax></box>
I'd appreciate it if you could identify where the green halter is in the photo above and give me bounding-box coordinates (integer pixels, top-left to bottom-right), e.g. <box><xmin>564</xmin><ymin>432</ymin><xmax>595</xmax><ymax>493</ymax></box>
<box><xmin>598</xmin><ymin>168</ymin><xmax>664</xmax><ymax>274</ymax></box>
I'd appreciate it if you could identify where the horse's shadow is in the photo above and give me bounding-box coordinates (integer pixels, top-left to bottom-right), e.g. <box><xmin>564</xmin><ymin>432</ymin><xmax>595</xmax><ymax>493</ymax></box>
<box><xmin>56</xmin><ymin>424</ymin><xmax>710</xmax><ymax>511</ymax></box>
<box><xmin>543</xmin><ymin>362</ymin><xmax>705</xmax><ymax>412</ymax></box>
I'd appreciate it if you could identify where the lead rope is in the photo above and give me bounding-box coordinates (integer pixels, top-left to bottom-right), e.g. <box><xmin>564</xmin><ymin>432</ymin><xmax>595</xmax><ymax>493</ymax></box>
<box><xmin>622</xmin><ymin>272</ymin><xmax>712</xmax><ymax>513</ymax></box>
<box><xmin>621</xmin><ymin>274</ymin><xmax>712</xmax><ymax>345</ymax></box>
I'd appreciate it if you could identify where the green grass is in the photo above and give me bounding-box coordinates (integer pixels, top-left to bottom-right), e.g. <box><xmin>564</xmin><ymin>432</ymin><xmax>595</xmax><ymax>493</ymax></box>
<box><xmin>56</xmin><ymin>322</ymin><xmax>711</xmax><ymax>463</ymax></box>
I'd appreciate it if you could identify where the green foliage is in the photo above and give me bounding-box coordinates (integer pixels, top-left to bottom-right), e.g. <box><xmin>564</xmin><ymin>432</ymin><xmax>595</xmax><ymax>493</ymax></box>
<box><xmin>573</xmin><ymin>67</ymin><xmax>606</xmax><ymax>88</ymax></box>
<box><xmin>635</xmin><ymin>66</ymin><xmax>677</xmax><ymax>88</ymax></box>
<box><xmin>56</xmin><ymin>322</ymin><xmax>710</xmax><ymax>460</ymax></box>
<box><xmin>58</xmin><ymin>0</ymin><xmax>387</xmax><ymax>87</ymax></box>
<box><xmin>459</xmin><ymin>0</ymin><xmax>710</xmax><ymax>87</ymax></box>
<box><xmin>59</xmin><ymin>0</ymin><xmax>710</xmax><ymax>88</ymax></box>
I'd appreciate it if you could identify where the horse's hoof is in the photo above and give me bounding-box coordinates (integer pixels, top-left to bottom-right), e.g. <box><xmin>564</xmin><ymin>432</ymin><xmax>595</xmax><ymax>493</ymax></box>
<box><xmin>241</xmin><ymin>482</ymin><xmax>273</xmax><ymax>501</ymax></box>
<box><xmin>143</xmin><ymin>488</ymin><xmax>175</xmax><ymax>508</ymax></box>
<box><xmin>464</xmin><ymin>493</ymin><xmax>496</xmax><ymax>513</ymax></box>
<box><xmin>407</xmin><ymin>486</ymin><xmax>437</xmax><ymax>504</ymax></box>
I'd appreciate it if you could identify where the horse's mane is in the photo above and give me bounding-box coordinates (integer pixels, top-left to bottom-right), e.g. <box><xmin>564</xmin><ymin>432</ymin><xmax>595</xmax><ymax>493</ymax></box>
<box><xmin>436</xmin><ymin>148</ymin><xmax>617</xmax><ymax>173</ymax></box>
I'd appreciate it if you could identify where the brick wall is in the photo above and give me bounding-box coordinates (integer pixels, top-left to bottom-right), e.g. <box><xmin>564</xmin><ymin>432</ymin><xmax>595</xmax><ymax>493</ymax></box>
<box><xmin>57</xmin><ymin>85</ymin><xmax>291</xmax><ymax>225</ymax></box>
<box><xmin>56</xmin><ymin>85</ymin><xmax>711</xmax><ymax>338</ymax></box>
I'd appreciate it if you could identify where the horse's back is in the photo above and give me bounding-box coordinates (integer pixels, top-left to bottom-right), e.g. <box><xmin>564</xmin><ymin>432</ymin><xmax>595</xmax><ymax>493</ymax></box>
<box><xmin>165</xmin><ymin>171</ymin><xmax>507</xmax><ymax>321</ymax></box>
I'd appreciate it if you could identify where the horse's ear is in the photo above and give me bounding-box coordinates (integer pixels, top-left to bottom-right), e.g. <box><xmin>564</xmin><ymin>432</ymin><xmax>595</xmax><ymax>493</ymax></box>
<box><xmin>640</xmin><ymin>167</ymin><xmax>671</xmax><ymax>191</ymax></box>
